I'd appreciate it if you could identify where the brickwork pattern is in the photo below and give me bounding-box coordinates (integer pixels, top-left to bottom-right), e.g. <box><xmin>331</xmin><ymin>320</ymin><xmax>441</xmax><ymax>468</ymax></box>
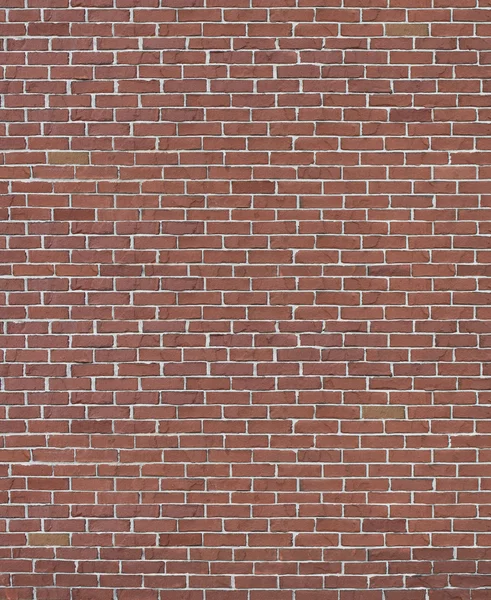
<box><xmin>2</xmin><ymin>1</ymin><xmax>491</xmax><ymax>599</ymax></box>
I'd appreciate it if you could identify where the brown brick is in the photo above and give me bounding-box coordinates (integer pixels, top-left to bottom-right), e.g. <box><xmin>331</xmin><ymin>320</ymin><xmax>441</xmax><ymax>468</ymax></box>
<box><xmin>385</xmin><ymin>24</ymin><xmax>429</xmax><ymax>37</ymax></box>
<box><xmin>363</xmin><ymin>406</ymin><xmax>405</xmax><ymax>420</ymax></box>
<box><xmin>48</xmin><ymin>152</ymin><xmax>90</xmax><ymax>165</ymax></box>
<box><xmin>28</xmin><ymin>533</ymin><xmax>70</xmax><ymax>546</ymax></box>
<box><xmin>390</xmin><ymin>108</ymin><xmax>432</xmax><ymax>123</ymax></box>
<box><xmin>232</xmin><ymin>180</ymin><xmax>275</xmax><ymax>194</ymax></box>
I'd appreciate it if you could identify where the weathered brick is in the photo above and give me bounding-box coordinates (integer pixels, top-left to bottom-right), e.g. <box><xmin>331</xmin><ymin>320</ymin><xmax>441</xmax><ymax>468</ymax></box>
<box><xmin>28</xmin><ymin>533</ymin><xmax>70</xmax><ymax>546</ymax></box>
<box><xmin>2</xmin><ymin>4</ymin><xmax>491</xmax><ymax>599</ymax></box>
<box><xmin>386</xmin><ymin>24</ymin><xmax>429</xmax><ymax>37</ymax></box>
<box><xmin>48</xmin><ymin>152</ymin><xmax>90</xmax><ymax>165</ymax></box>
<box><xmin>363</xmin><ymin>406</ymin><xmax>406</xmax><ymax>420</ymax></box>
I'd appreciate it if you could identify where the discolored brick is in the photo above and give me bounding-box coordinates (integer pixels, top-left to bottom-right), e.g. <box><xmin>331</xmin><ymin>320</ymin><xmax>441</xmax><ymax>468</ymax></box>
<box><xmin>363</xmin><ymin>406</ymin><xmax>406</xmax><ymax>419</ymax></box>
<box><xmin>28</xmin><ymin>533</ymin><xmax>70</xmax><ymax>546</ymax></box>
<box><xmin>386</xmin><ymin>24</ymin><xmax>429</xmax><ymax>37</ymax></box>
<box><xmin>48</xmin><ymin>152</ymin><xmax>90</xmax><ymax>165</ymax></box>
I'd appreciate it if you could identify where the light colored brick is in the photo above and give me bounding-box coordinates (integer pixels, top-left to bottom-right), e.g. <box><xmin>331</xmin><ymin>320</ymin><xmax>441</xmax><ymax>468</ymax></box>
<box><xmin>363</xmin><ymin>406</ymin><xmax>406</xmax><ymax>420</ymax></box>
<box><xmin>48</xmin><ymin>152</ymin><xmax>89</xmax><ymax>165</ymax></box>
<box><xmin>28</xmin><ymin>533</ymin><xmax>70</xmax><ymax>546</ymax></box>
<box><xmin>386</xmin><ymin>24</ymin><xmax>429</xmax><ymax>36</ymax></box>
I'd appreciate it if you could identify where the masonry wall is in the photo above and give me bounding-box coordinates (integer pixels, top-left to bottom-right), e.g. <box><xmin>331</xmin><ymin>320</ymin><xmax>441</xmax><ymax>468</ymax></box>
<box><xmin>2</xmin><ymin>2</ymin><xmax>491</xmax><ymax>599</ymax></box>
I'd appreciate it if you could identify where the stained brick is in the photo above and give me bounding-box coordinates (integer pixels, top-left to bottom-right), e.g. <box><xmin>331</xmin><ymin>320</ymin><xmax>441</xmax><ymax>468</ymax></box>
<box><xmin>363</xmin><ymin>406</ymin><xmax>406</xmax><ymax>420</ymax></box>
<box><xmin>48</xmin><ymin>152</ymin><xmax>90</xmax><ymax>165</ymax></box>
<box><xmin>386</xmin><ymin>24</ymin><xmax>429</xmax><ymax>36</ymax></box>
<box><xmin>28</xmin><ymin>534</ymin><xmax>70</xmax><ymax>546</ymax></box>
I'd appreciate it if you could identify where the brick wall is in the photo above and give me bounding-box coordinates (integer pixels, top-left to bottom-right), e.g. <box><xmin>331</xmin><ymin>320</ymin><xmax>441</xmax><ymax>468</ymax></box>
<box><xmin>1</xmin><ymin>2</ymin><xmax>491</xmax><ymax>599</ymax></box>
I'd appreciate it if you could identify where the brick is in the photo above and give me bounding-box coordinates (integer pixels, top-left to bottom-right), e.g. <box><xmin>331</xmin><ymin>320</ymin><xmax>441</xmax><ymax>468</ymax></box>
<box><xmin>28</xmin><ymin>533</ymin><xmax>70</xmax><ymax>546</ymax></box>
<box><xmin>232</xmin><ymin>180</ymin><xmax>275</xmax><ymax>194</ymax></box>
<box><xmin>2</xmin><ymin>4</ymin><xmax>491</xmax><ymax>600</ymax></box>
<box><xmin>48</xmin><ymin>152</ymin><xmax>90</xmax><ymax>165</ymax></box>
<box><xmin>362</xmin><ymin>406</ymin><xmax>406</xmax><ymax>420</ymax></box>
<box><xmin>386</xmin><ymin>24</ymin><xmax>429</xmax><ymax>37</ymax></box>
<box><xmin>390</xmin><ymin>109</ymin><xmax>433</xmax><ymax>122</ymax></box>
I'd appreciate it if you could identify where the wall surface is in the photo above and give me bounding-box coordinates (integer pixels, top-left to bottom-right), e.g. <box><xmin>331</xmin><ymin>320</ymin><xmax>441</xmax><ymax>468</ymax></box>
<box><xmin>2</xmin><ymin>1</ymin><xmax>491</xmax><ymax>599</ymax></box>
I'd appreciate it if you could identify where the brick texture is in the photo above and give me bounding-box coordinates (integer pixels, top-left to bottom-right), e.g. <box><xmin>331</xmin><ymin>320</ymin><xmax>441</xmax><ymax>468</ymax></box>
<box><xmin>1</xmin><ymin>2</ymin><xmax>491</xmax><ymax>599</ymax></box>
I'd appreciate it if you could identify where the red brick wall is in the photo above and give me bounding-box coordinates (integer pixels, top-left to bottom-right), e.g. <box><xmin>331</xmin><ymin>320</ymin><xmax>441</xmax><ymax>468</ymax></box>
<box><xmin>1</xmin><ymin>2</ymin><xmax>491</xmax><ymax>599</ymax></box>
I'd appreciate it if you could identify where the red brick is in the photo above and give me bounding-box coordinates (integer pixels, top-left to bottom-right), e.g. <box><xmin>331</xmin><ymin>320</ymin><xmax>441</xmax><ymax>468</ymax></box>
<box><xmin>2</xmin><ymin>5</ymin><xmax>491</xmax><ymax>599</ymax></box>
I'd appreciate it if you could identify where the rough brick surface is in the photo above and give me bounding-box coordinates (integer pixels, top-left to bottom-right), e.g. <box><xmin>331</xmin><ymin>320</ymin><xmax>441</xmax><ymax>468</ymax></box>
<box><xmin>1</xmin><ymin>1</ymin><xmax>491</xmax><ymax>599</ymax></box>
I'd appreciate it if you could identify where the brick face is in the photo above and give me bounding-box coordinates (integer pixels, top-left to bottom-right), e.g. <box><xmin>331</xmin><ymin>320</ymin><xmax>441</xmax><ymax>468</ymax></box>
<box><xmin>28</xmin><ymin>534</ymin><xmax>70</xmax><ymax>547</ymax></box>
<box><xmin>1</xmin><ymin>2</ymin><xmax>491</xmax><ymax>599</ymax></box>
<box><xmin>47</xmin><ymin>152</ymin><xmax>90</xmax><ymax>165</ymax></box>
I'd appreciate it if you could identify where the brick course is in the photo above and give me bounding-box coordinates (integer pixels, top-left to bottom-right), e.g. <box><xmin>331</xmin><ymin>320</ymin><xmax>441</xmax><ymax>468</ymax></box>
<box><xmin>2</xmin><ymin>1</ymin><xmax>491</xmax><ymax>599</ymax></box>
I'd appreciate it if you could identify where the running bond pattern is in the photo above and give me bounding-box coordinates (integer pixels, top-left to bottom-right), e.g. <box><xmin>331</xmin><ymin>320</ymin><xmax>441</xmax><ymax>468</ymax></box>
<box><xmin>1</xmin><ymin>1</ymin><xmax>491</xmax><ymax>600</ymax></box>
